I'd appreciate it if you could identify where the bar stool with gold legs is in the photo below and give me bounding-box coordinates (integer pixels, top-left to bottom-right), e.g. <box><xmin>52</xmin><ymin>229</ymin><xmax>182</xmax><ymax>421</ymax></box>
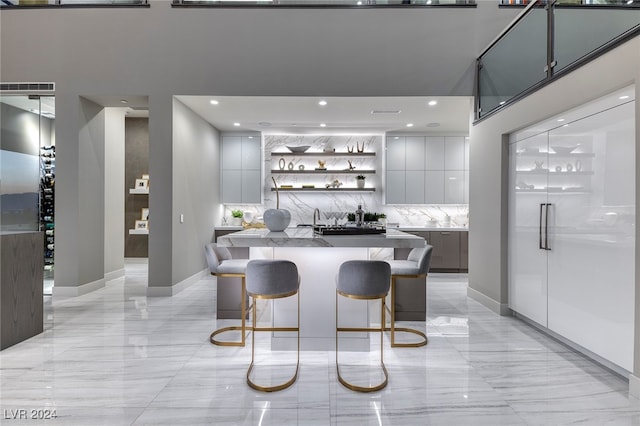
<box><xmin>385</xmin><ymin>245</ymin><xmax>433</xmax><ymax>348</ymax></box>
<box><xmin>245</xmin><ymin>259</ymin><xmax>300</xmax><ymax>392</ymax></box>
<box><xmin>204</xmin><ymin>243</ymin><xmax>250</xmax><ymax>347</ymax></box>
<box><xmin>336</xmin><ymin>260</ymin><xmax>391</xmax><ymax>393</ymax></box>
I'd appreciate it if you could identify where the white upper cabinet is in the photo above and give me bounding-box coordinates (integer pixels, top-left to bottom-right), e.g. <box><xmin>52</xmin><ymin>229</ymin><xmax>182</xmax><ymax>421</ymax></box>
<box><xmin>445</xmin><ymin>136</ymin><xmax>465</xmax><ymax>170</ymax></box>
<box><xmin>221</xmin><ymin>134</ymin><xmax>262</xmax><ymax>204</ymax></box>
<box><xmin>405</xmin><ymin>136</ymin><xmax>426</xmax><ymax>170</ymax></box>
<box><xmin>386</xmin><ymin>136</ymin><xmax>406</xmax><ymax>170</ymax></box>
<box><xmin>425</xmin><ymin>136</ymin><xmax>445</xmax><ymax>170</ymax></box>
<box><xmin>386</xmin><ymin>135</ymin><xmax>468</xmax><ymax>204</ymax></box>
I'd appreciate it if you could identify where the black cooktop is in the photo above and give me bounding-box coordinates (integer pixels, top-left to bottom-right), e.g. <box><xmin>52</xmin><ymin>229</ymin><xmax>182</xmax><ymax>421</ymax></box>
<box><xmin>312</xmin><ymin>225</ymin><xmax>386</xmax><ymax>236</ymax></box>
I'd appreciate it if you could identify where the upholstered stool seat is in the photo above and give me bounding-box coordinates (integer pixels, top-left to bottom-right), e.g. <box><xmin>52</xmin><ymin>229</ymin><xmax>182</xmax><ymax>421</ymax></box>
<box><xmin>205</xmin><ymin>243</ymin><xmax>250</xmax><ymax>346</ymax></box>
<box><xmin>336</xmin><ymin>260</ymin><xmax>391</xmax><ymax>393</ymax></box>
<box><xmin>245</xmin><ymin>259</ymin><xmax>300</xmax><ymax>392</ymax></box>
<box><xmin>385</xmin><ymin>245</ymin><xmax>433</xmax><ymax>347</ymax></box>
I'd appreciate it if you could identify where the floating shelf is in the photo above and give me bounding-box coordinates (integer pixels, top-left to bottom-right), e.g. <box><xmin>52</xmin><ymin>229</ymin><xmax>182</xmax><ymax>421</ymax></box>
<box><xmin>129</xmin><ymin>188</ymin><xmax>149</xmax><ymax>194</ymax></box>
<box><xmin>271</xmin><ymin>152</ymin><xmax>375</xmax><ymax>157</ymax></box>
<box><xmin>517</xmin><ymin>152</ymin><xmax>595</xmax><ymax>158</ymax></box>
<box><xmin>271</xmin><ymin>169</ymin><xmax>375</xmax><ymax>175</ymax></box>
<box><xmin>271</xmin><ymin>187</ymin><xmax>375</xmax><ymax>192</ymax></box>
<box><xmin>516</xmin><ymin>170</ymin><xmax>594</xmax><ymax>176</ymax></box>
<box><xmin>128</xmin><ymin>229</ymin><xmax>149</xmax><ymax>235</ymax></box>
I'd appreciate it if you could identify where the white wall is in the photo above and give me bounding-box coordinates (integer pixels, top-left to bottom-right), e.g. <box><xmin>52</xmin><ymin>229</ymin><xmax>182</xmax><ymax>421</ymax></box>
<box><xmin>104</xmin><ymin>108</ymin><xmax>126</xmax><ymax>281</ymax></box>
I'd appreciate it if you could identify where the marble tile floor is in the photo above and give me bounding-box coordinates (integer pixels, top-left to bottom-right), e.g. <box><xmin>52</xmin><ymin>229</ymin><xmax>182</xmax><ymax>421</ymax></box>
<box><xmin>1</xmin><ymin>264</ymin><xmax>640</xmax><ymax>425</ymax></box>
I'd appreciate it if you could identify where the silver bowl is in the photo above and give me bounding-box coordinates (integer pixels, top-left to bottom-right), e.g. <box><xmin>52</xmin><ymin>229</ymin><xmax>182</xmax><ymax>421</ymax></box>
<box><xmin>286</xmin><ymin>145</ymin><xmax>311</xmax><ymax>153</ymax></box>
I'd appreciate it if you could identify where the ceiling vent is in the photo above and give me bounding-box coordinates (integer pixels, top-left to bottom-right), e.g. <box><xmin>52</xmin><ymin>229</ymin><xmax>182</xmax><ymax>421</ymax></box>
<box><xmin>0</xmin><ymin>82</ymin><xmax>55</xmax><ymax>93</ymax></box>
<box><xmin>371</xmin><ymin>109</ymin><xmax>401</xmax><ymax>115</ymax></box>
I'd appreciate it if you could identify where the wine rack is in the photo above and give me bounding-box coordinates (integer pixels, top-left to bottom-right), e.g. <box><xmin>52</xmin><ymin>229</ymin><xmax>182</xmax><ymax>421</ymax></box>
<box><xmin>40</xmin><ymin>145</ymin><xmax>55</xmax><ymax>270</ymax></box>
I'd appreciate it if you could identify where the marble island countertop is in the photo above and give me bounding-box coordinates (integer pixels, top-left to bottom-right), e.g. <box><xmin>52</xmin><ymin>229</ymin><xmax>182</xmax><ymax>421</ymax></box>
<box><xmin>217</xmin><ymin>227</ymin><xmax>426</xmax><ymax>248</ymax></box>
<box><xmin>215</xmin><ymin>225</ymin><xmax>468</xmax><ymax>232</ymax></box>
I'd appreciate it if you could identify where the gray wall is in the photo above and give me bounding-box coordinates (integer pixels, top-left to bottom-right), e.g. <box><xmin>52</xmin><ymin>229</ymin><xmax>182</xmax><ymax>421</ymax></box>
<box><xmin>124</xmin><ymin>117</ymin><xmax>149</xmax><ymax>258</ymax></box>
<box><xmin>172</xmin><ymin>99</ymin><xmax>220</xmax><ymax>285</ymax></box>
<box><xmin>0</xmin><ymin>3</ymin><xmax>519</xmax><ymax>292</ymax></box>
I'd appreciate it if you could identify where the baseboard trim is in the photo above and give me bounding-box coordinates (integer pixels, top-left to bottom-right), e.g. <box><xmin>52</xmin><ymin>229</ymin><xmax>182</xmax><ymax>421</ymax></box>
<box><xmin>147</xmin><ymin>268</ymin><xmax>208</xmax><ymax>297</ymax></box>
<box><xmin>630</xmin><ymin>374</ymin><xmax>640</xmax><ymax>399</ymax></box>
<box><xmin>53</xmin><ymin>278</ymin><xmax>105</xmax><ymax>297</ymax></box>
<box><xmin>105</xmin><ymin>268</ymin><xmax>125</xmax><ymax>282</ymax></box>
<box><xmin>467</xmin><ymin>286</ymin><xmax>512</xmax><ymax>316</ymax></box>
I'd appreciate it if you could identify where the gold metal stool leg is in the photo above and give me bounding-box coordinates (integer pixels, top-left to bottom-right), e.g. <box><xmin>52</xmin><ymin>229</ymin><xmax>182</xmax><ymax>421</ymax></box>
<box><xmin>246</xmin><ymin>290</ymin><xmax>300</xmax><ymax>392</ymax></box>
<box><xmin>336</xmin><ymin>291</ymin><xmax>389</xmax><ymax>392</ymax></box>
<box><xmin>385</xmin><ymin>275</ymin><xmax>427</xmax><ymax>348</ymax></box>
<box><xmin>210</xmin><ymin>274</ymin><xmax>251</xmax><ymax>347</ymax></box>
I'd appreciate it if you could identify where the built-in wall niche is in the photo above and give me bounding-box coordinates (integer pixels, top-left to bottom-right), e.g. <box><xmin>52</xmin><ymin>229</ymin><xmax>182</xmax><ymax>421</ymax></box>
<box><xmin>124</xmin><ymin>117</ymin><xmax>149</xmax><ymax>257</ymax></box>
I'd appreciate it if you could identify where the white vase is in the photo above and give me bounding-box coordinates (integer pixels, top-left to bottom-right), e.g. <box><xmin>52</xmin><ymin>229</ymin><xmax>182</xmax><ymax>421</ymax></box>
<box><xmin>230</xmin><ymin>217</ymin><xmax>242</xmax><ymax>226</ymax></box>
<box><xmin>356</xmin><ymin>179</ymin><xmax>365</xmax><ymax>189</ymax></box>
<box><xmin>263</xmin><ymin>208</ymin><xmax>291</xmax><ymax>232</ymax></box>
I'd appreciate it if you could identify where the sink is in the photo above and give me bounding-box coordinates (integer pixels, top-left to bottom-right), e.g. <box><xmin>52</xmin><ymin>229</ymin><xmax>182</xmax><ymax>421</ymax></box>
<box><xmin>313</xmin><ymin>224</ymin><xmax>386</xmax><ymax>236</ymax></box>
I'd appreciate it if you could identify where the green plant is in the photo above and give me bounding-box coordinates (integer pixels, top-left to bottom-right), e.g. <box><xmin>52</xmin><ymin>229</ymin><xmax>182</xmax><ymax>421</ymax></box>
<box><xmin>231</xmin><ymin>209</ymin><xmax>243</xmax><ymax>218</ymax></box>
<box><xmin>356</xmin><ymin>174</ymin><xmax>366</xmax><ymax>180</ymax></box>
<box><xmin>378</xmin><ymin>213</ymin><xmax>387</xmax><ymax>219</ymax></box>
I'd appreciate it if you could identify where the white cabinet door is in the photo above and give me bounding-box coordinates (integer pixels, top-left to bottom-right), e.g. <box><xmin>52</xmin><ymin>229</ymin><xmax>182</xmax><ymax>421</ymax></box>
<box><xmin>242</xmin><ymin>170</ymin><xmax>262</xmax><ymax>203</ymax></box>
<box><xmin>405</xmin><ymin>136</ymin><xmax>425</xmax><ymax>171</ymax></box>
<box><xmin>444</xmin><ymin>171</ymin><xmax>464</xmax><ymax>204</ymax></box>
<box><xmin>386</xmin><ymin>171</ymin><xmax>405</xmax><ymax>204</ymax></box>
<box><xmin>508</xmin><ymin>133</ymin><xmax>549</xmax><ymax>327</ymax></box>
<box><xmin>222</xmin><ymin>170</ymin><xmax>242</xmax><ymax>204</ymax></box>
<box><xmin>547</xmin><ymin>102</ymin><xmax>635</xmax><ymax>371</ymax></box>
<box><xmin>222</xmin><ymin>136</ymin><xmax>242</xmax><ymax>170</ymax></box>
<box><xmin>445</xmin><ymin>136</ymin><xmax>465</xmax><ymax>170</ymax></box>
<box><xmin>425</xmin><ymin>136</ymin><xmax>445</xmax><ymax>170</ymax></box>
<box><xmin>241</xmin><ymin>136</ymin><xmax>261</xmax><ymax>170</ymax></box>
<box><xmin>386</xmin><ymin>137</ymin><xmax>405</xmax><ymax>170</ymax></box>
<box><xmin>405</xmin><ymin>170</ymin><xmax>425</xmax><ymax>204</ymax></box>
<box><xmin>424</xmin><ymin>171</ymin><xmax>444</xmax><ymax>204</ymax></box>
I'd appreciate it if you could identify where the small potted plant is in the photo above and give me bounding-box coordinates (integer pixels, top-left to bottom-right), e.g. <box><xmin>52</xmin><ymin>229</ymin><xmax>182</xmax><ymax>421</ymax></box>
<box><xmin>356</xmin><ymin>174</ymin><xmax>366</xmax><ymax>189</ymax></box>
<box><xmin>230</xmin><ymin>209</ymin><xmax>243</xmax><ymax>226</ymax></box>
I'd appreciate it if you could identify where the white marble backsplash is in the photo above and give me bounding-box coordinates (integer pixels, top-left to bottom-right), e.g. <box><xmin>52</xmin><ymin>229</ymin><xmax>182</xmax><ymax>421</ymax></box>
<box><xmin>223</xmin><ymin>134</ymin><xmax>469</xmax><ymax>228</ymax></box>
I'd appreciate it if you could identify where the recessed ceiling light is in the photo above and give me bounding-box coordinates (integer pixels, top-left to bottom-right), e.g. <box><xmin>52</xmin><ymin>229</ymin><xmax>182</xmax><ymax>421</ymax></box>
<box><xmin>557</xmin><ymin>118</ymin><xmax>565</xmax><ymax>122</ymax></box>
<box><xmin>320</xmin><ymin>123</ymin><xmax>327</xmax><ymax>127</ymax></box>
<box><xmin>427</xmin><ymin>122</ymin><xmax>440</xmax><ymax>128</ymax></box>
<box><xmin>499</xmin><ymin>101</ymin><xmax>506</xmax><ymax>105</ymax></box>
<box><xmin>233</xmin><ymin>122</ymin><xmax>240</xmax><ymax>127</ymax></box>
<box><xmin>563</xmin><ymin>124</ymin><xmax>569</xmax><ymax>127</ymax></box>
<box><xmin>357</xmin><ymin>0</ymin><xmax>362</xmax><ymax>4</ymax></box>
<box><xmin>120</xmin><ymin>99</ymin><xmax>128</xmax><ymax>104</ymax></box>
<box><xmin>428</xmin><ymin>100</ymin><xmax>437</xmax><ymax>106</ymax></box>
<box><xmin>248</xmin><ymin>136</ymin><xmax>253</xmax><ymax>139</ymax></box>
<box><xmin>394</xmin><ymin>137</ymin><xmax>399</xmax><ymax>140</ymax></box>
<box><xmin>406</xmin><ymin>123</ymin><xmax>414</xmax><ymax>127</ymax></box>
<box><xmin>318</xmin><ymin>100</ymin><xmax>327</xmax><ymax>106</ymax></box>
<box><xmin>619</xmin><ymin>95</ymin><xmax>630</xmax><ymax>100</ymax></box>
<box><xmin>210</xmin><ymin>100</ymin><xmax>219</xmax><ymax>105</ymax></box>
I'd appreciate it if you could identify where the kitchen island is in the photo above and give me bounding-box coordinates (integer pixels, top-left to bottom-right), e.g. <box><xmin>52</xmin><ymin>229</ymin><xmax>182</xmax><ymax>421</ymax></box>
<box><xmin>217</xmin><ymin>227</ymin><xmax>425</xmax><ymax>350</ymax></box>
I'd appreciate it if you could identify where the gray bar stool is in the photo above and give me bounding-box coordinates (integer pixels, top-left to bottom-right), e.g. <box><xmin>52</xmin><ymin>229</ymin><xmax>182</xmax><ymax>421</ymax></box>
<box><xmin>336</xmin><ymin>260</ymin><xmax>391</xmax><ymax>393</ymax></box>
<box><xmin>245</xmin><ymin>259</ymin><xmax>300</xmax><ymax>392</ymax></box>
<box><xmin>385</xmin><ymin>245</ymin><xmax>433</xmax><ymax>348</ymax></box>
<box><xmin>204</xmin><ymin>243</ymin><xmax>250</xmax><ymax>347</ymax></box>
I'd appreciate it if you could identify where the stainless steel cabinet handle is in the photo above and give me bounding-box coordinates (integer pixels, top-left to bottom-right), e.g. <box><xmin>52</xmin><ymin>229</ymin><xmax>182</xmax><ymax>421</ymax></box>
<box><xmin>545</xmin><ymin>203</ymin><xmax>551</xmax><ymax>251</ymax></box>
<box><xmin>539</xmin><ymin>203</ymin><xmax>545</xmax><ymax>250</ymax></box>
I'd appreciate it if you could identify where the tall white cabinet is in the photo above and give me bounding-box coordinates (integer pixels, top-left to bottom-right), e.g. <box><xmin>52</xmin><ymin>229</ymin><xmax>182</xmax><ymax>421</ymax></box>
<box><xmin>221</xmin><ymin>133</ymin><xmax>262</xmax><ymax>204</ymax></box>
<box><xmin>508</xmin><ymin>90</ymin><xmax>635</xmax><ymax>372</ymax></box>
<box><xmin>386</xmin><ymin>135</ymin><xmax>469</xmax><ymax>204</ymax></box>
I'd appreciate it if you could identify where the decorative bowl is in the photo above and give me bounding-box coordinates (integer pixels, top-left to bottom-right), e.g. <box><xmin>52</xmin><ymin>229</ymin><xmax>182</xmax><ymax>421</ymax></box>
<box><xmin>286</xmin><ymin>145</ymin><xmax>311</xmax><ymax>153</ymax></box>
<box><xmin>551</xmin><ymin>145</ymin><xmax>578</xmax><ymax>155</ymax></box>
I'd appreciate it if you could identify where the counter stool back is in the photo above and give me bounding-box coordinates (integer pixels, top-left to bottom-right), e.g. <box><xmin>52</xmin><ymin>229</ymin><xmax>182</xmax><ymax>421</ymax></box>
<box><xmin>336</xmin><ymin>260</ymin><xmax>391</xmax><ymax>392</ymax></box>
<box><xmin>245</xmin><ymin>259</ymin><xmax>300</xmax><ymax>392</ymax></box>
<box><xmin>386</xmin><ymin>245</ymin><xmax>433</xmax><ymax>347</ymax></box>
<box><xmin>204</xmin><ymin>243</ymin><xmax>250</xmax><ymax>346</ymax></box>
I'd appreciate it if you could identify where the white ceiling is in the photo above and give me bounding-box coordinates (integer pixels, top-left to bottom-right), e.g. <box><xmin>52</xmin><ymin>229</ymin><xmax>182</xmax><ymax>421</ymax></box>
<box><xmin>176</xmin><ymin>95</ymin><xmax>473</xmax><ymax>135</ymax></box>
<box><xmin>1</xmin><ymin>94</ymin><xmax>473</xmax><ymax>135</ymax></box>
